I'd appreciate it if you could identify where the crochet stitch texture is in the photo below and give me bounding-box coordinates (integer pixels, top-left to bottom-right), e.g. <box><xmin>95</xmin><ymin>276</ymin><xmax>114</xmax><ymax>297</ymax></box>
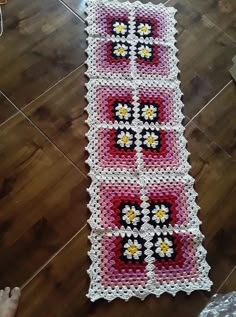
<box><xmin>85</xmin><ymin>0</ymin><xmax>212</xmax><ymax>302</ymax></box>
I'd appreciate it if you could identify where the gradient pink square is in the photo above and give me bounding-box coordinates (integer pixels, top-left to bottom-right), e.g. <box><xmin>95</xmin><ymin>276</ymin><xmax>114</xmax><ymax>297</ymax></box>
<box><xmin>95</xmin><ymin>3</ymin><xmax>130</xmax><ymax>36</ymax></box>
<box><xmin>96</xmin><ymin>85</ymin><xmax>134</xmax><ymax>123</ymax></box>
<box><xmin>99</xmin><ymin>182</ymin><xmax>141</xmax><ymax>229</ymax></box>
<box><xmin>153</xmin><ymin>232</ymin><xmax>199</xmax><ymax>282</ymax></box>
<box><xmin>134</xmin><ymin>8</ymin><xmax>168</xmax><ymax>40</ymax></box>
<box><xmin>141</xmin><ymin>129</ymin><xmax>180</xmax><ymax>170</ymax></box>
<box><xmin>97</xmin><ymin>127</ymin><xmax>137</xmax><ymax>169</ymax></box>
<box><xmin>100</xmin><ymin>235</ymin><xmax>148</xmax><ymax>288</ymax></box>
<box><xmin>137</xmin><ymin>85</ymin><xmax>175</xmax><ymax>124</ymax></box>
<box><xmin>95</xmin><ymin>40</ymin><xmax>131</xmax><ymax>76</ymax></box>
<box><xmin>146</xmin><ymin>182</ymin><xmax>189</xmax><ymax>227</ymax></box>
<box><xmin>135</xmin><ymin>43</ymin><xmax>174</xmax><ymax>77</ymax></box>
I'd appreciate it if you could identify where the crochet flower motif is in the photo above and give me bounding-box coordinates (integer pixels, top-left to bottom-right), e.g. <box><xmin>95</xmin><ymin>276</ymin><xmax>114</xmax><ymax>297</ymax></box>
<box><xmin>143</xmin><ymin>131</ymin><xmax>159</xmax><ymax>148</ymax></box>
<box><xmin>155</xmin><ymin>237</ymin><xmax>174</xmax><ymax>258</ymax></box>
<box><xmin>112</xmin><ymin>21</ymin><xmax>128</xmax><ymax>35</ymax></box>
<box><xmin>142</xmin><ymin>104</ymin><xmax>157</xmax><ymax>121</ymax></box>
<box><xmin>137</xmin><ymin>44</ymin><xmax>153</xmax><ymax>59</ymax></box>
<box><xmin>117</xmin><ymin>130</ymin><xmax>134</xmax><ymax>148</ymax></box>
<box><xmin>115</xmin><ymin>102</ymin><xmax>131</xmax><ymax>120</ymax></box>
<box><xmin>151</xmin><ymin>204</ymin><xmax>169</xmax><ymax>224</ymax></box>
<box><xmin>136</xmin><ymin>22</ymin><xmax>152</xmax><ymax>36</ymax></box>
<box><xmin>112</xmin><ymin>43</ymin><xmax>130</xmax><ymax>57</ymax></box>
<box><xmin>124</xmin><ymin>239</ymin><xmax>142</xmax><ymax>260</ymax></box>
<box><xmin>122</xmin><ymin>205</ymin><xmax>141</xmax><ymax>225</ymax></box>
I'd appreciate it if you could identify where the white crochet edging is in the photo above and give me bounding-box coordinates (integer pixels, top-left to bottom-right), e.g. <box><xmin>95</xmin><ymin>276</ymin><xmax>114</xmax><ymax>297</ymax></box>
<box><xmin>87</xmin><ymin>173</ymin><xmax>202</xmax><ymax>231</ymax></box>
<box><xmin>88</xmin><ymin>230</ymin><xmax>211</xmax><ymax>302</ymax></box>
<box><xmin>85</xmin><ymin>0</ymin><xmax>212</xmax><ymax>302</ymax></box>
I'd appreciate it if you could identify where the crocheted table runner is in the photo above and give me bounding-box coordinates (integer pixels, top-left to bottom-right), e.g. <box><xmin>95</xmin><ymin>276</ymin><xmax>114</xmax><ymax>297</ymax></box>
<box><xmin>85</xmin><ymin>0</ymin><xmax>212</xmax><ymax>302</ymax></box>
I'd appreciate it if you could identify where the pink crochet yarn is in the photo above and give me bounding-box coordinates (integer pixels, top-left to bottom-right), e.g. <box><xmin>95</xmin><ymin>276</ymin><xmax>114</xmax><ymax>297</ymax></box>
<box><xmin>85</xmin><ymin>0</ymin><xmax>212</xmax><ymax>302</ymax></box>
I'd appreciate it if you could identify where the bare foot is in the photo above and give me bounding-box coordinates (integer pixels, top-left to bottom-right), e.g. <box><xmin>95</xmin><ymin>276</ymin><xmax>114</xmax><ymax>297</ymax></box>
<box><xmin>0</xmin><ymin>287</ymin><xmax>21</xmax><ymax>317</ymax></box>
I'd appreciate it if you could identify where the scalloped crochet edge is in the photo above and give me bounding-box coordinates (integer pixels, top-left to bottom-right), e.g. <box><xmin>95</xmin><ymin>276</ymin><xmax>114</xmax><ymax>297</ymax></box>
<box><xmin>84</xmin><ymin>0</ymin><xmax>212</xmax><ymax>302</ymax></box>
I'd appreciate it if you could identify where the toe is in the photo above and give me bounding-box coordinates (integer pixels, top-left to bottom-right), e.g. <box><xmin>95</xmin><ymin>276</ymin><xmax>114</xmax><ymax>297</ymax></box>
<box><xmin>11</xmin><ymin>287</ymin><xmax>21</xmax><ymax>301</ymax></box>
<box><xmin>2</xmin><ymin>287</ymin><xmax>10</xmax><ymax>299</ymax></box>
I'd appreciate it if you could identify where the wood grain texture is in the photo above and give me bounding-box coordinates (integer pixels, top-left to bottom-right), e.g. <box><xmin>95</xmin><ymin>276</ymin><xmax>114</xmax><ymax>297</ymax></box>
<box><xmin>193</xmin><ymin>81</ymin><xmax>236</xmax><ymax>159</ymax></box>
<box><xmin>0</xmin><ymin>0</ymin><xmax>86</xmax><ymax>108</ymax></box>
<box><xmin>63</xmin><ymin>0</ymin><xmax>168</xmax><ymax>20</ymax></box>
<box><xmin>218</xmin><ymin>267</ymin><xmax>236</xmax><ymax>293</ymax></box>
<box><xmin>17</xmin><ymin>122</ymin><xmax>236</xmax><ymax>317</ymax></box>
<box><xmin>23</xmin><ymin>66</ymin><xmax>89</xmax><ymax>174</ymax></box>
<box><xmin>187</xmin><ymin>0</ymin><xmax>236</xmax><ymax>41</ymax></box>
<box><xmin>18</xmin><ymin>226</ymin><xmax>208</xmax><ymax>317</ymax></box>
<box><xmin>0</xmin><ymin>93</ymin><xmax>17</xmax><ymax>124</ymax></box>
<box><xmin>0</xmin><ymin>113</ymin><xmax>89</xmax><ymax>287</ymax></box>
<box><xmin>186</xmin><ymin>122</ymin><xmax>236</xmax><ymax>296</ymax></box>
<box><xmin>0</xmin><ymin>0</ymin><xmax>235</xmax><ymax>315</ymax></box>
<box><xmin>23</xmin><ymin>65</ymin><xmax>191</xmax><ymax>174</ymax></box>
<box><xmin>166</xmin><ymin>0</ymin><xmax>236</xmax><ymax>118</ymax></box>
<box><xmin>22</xmin><ymin>0</ymin><xmax>236</xmax><ymax>176</ymax></box>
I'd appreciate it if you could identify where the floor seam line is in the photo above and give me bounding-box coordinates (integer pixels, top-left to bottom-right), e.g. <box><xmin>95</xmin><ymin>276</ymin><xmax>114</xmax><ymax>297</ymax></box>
<box><xmin>215</xmin><ymin>266</ymin><xmax>236</xmax><ymax>293</ymax></box>
<box><xmin>185</xmin><ymin>0</ymin><xmax>236</xmax><ymax>44</ymax></box>
<box><xmin>21</xmin><ymin>63</ymin><xmax>85</xmax><ymax>111</ymax></box>
<box><xmin>187</xmin><ymin>121</ymin><xmax>233</xmax><ymax>159</ymax></box>
<box><xmin>0</xmin><ymin>92</ymin><xmax>88</xmax><ymax>179</ymax></box>
<box><xmin>0</xmin><ymin>110</ymin><xmax>19</xmax><ymax>128</ymax></box>
<box><xmin>186</xmin><ymin>80</ymin><xmax>233</xmax><ymax>127</ymax></box>
<box><xmin>58</xmin><ymin>0</ymin><xmax>86</xmax><ymax>23</ymax></box>
<box><xmin>20</xmin><ymin>224</ymin><xmax>87</xmax><ymax>290</ymax></box>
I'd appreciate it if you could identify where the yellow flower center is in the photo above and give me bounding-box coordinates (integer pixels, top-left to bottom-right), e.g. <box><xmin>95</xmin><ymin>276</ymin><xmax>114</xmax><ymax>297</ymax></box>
<box><xmin>115</xmin><ymin>24</ymin><xmax>125</xmax><ymax>32</ymax></box>
<box><xmin>140</xmin><ymin>25</ymin><xmax>149</xmax><ymax>33</ymax></box>
<box><xmin>141</xmin><ymin>47</ymin><xmax>150</xmax><ymax>57</ymax></box>
<box><xmin>155</xmin><ymin>209</ymin><xmax>166</xmax><ymax>219</ymax></box>
<box><xmin>160</xmin><ymin>242</ymin><xmax>170</xmax><ymax>253</ymax></box>
<box><xmin>116</xmin><ymin>47</ymin><xmax>125</xmax><ymax>54</ymax></box>
<box><xmin>128</xmin><ymin>243</ymin><xmax>138</xmax><ymax>255</ymax></box>
<box><xmin>127</xmin><ymin>209</ymin><xmax>136</xmax><ymax>221</ymax></box>
<box><xmin>146</xmin><ymin>135</ymin><xmax>155</xmax><ymax>145</ymax></box>
<box><xmin>121</xmin><ymin>135</ymin><xmax>129</xmax><ymax>144</ymax></box>
<box><xmin>145</xmin><ymin>108</ymin><xmax>154</xmax><ymax>118</ymax></box>
<box><xmin>118</xmin><ymin>106</ymin><xmax>128</xmax><ymax>117</ymax></box>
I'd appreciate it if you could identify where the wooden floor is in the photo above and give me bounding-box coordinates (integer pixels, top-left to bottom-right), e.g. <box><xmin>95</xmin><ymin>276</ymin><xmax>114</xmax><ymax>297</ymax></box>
<box><xmin>0</xmin><ymin>0</ymin><xmax>236</xmax><ymax>316</ymax></box>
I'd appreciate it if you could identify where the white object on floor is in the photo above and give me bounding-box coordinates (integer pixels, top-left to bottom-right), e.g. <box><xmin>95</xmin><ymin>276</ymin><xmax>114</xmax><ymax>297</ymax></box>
<box><xmin>0</xmin><ymin>7</ymin><xmax>3</xmax><ymax>37</ymax></box>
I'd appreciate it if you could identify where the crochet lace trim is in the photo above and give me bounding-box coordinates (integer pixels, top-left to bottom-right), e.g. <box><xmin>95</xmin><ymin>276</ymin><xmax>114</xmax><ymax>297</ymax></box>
<box><xmin>85</xmin><ymin>0</ymin><xmax>212</xmax><ymax>302</ymax></box>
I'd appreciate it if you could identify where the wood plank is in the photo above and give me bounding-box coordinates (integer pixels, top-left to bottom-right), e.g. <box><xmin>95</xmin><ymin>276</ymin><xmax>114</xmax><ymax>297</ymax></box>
<box><xmin>186</xmin><ymin>122</ymin><xmax>236</xmax><ymax>296</ymax></box>
<box><xmin>0</xmin><ymin>93</ymin><xmax>17</xmax><ymax>124</ymax></box>
<box><xmin>23</xmin><ymin>0</ymin><xmax>236</xmax><ymax>173</ymax></box>
<box><xmin>63</xmin><ymin>0</ymin><xmax>168</xmax><ymax>20</ymax></box>
<box><xmin>18</xmin><ymin>226</ymin><xmax>208</xmax><ymax>317</ymax></box>
<box><xmin>166</xmin><ymin>0</ymin><xmax>236</xmax><ymax>119</ymax></box>
<box><xmin>23</xmin><ymin>66</ymin><xmax>88</xmax><ymax>174</ymax></box>
<box><xmin>187</xmin><ymin>0</ymin><xmax>236</xmax><ymax>41</ymax></box>
<box><xmin>218</xmin><ymin>267</ymin><xmax>236</xmax><ymax>293</ymax></box>
<box><xmin>22</xmin><ymin>0</ymin><xmax>236</xmax><ymax>174</ymax></box>
<box><xmin>17</xmin><ymin>122</ymin><xmax>236</xmax><ymax>317</ymax></box>
<box><xmin>22</xmin><ymin>64</ymin><xmax>190</xmax><ymax>174</ymax></box>
<box><xmin>0</xmin><ymin>0</ymin><xmax>86</xmax><ymax>108</ymax></box>
<box><xmin>193</xmin><ymin>82</ymin><xmax>236</xmax><ymax>159</ymax></box>
<box><xmin>0</xmin><ymin>113</ymin><xmax>89</xmax><ymax>287</ymax></box>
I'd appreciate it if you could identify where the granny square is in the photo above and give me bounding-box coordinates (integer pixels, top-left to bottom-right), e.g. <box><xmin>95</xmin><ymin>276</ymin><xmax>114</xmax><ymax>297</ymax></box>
<box><xmin>85</xmin><ymin>0</ymin><xmax>212</xmax><ymax>302</ymax></box>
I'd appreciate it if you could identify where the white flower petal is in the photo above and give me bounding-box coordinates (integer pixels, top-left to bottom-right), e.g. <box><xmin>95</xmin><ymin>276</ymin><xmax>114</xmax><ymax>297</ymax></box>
<box><xmin>137</xmin><ymin>23</ymin><xmax>152</xmax><ymax>35</ymax></box>
<box><xmin>152</xmin><ymin>215</ymin><xmax>160</xmax><ymax>223</ymax></box>
<box><xmin>166</xmin><ymin>248</ymin><xmax>174</xmax><ymax>257</ymax></box>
